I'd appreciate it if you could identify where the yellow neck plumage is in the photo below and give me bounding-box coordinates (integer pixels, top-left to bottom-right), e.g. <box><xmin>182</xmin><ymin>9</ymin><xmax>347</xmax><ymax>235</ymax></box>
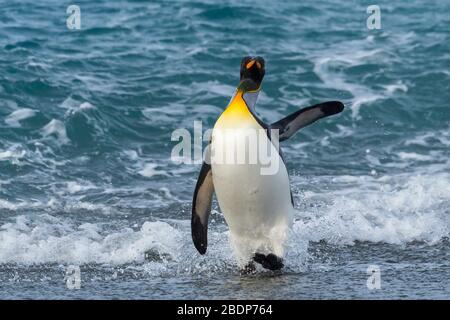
<box><xmin>215</xmin><ymin>88</ymin><xmax>260</xmax><ymax>127</ymax></box>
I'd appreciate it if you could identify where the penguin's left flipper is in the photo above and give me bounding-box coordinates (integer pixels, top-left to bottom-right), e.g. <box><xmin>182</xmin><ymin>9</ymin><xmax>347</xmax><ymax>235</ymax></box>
<box><xmin>271</xmin><ymin>101</ymin><xmax>344</xmax><ymax>142</ymax></box>
<box><xmin>191</xmin><ymin>158</ymin><xmax>214</xmax><ymax>255</ymax></box>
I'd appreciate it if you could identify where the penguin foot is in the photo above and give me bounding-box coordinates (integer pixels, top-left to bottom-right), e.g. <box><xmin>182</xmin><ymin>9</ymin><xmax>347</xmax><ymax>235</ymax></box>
<box><xmin>253</xmin><ymin>253</ymin><xmax>284</xmax><ymax>271</ymax></box>
<box><xmin>240</xmin><ymin>262</ymin><xmax>256</xmax><ymax>275</ymax></box>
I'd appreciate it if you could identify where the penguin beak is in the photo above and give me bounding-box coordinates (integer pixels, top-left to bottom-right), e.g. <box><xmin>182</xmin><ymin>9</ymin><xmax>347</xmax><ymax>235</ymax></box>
<box><xmin>246</xmin><ymin>60</ymin><xmax>256</xmax><ymax>69</ymax></box>
<box><xmin>245</xmin><ymin>59</ymin><xmax>262</xmax><ymax>70</ymax></box>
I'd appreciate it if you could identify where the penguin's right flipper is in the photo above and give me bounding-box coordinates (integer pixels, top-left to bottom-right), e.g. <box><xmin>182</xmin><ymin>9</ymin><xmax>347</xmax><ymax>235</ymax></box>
<box><xmin>191</xmin><ymin>154</ymin><xmax>214</xmax><ymax>254</ymax></box>
<box><xmin>271</xmin><ymin>101</ymin><xmax>344</xmax><ymax>142</ymax></box>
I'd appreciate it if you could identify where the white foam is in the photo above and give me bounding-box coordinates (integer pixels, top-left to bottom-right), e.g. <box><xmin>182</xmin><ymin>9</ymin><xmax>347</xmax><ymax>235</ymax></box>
<box><xmin>60</xmin><ymin>97</ymin><xmax>96</xmax><ymax>115</ymax></box>
<box><xmin>397</xmin><ymin>152</ymin><xmax>434</xmax><ymax>162</ymax></box>
<box><xmin>0</xmin><ymin>167</ymin><xmax>447</xmax><ymax>271</ymax></box>
<box><xmin>65</xmin><ymin>181</ymin><xmax>96</xmax><ymax>194</ymax></box>
<box><xmin>142</xmin><ymin>106</ymin><xmax>187</xmax><ymax>124</ymax></box>
<box><xmin>79</xmin><ymin>102</ymin><xmax>95</xmax><ymax>110</ymax></box>
<box><xmin>382</xmin><ymin>81</ymin><xmax>408</xmax><ymax>94</ymax></box>
<box><xmin>0</xmin><ymin>198</ymin><xmax>43</xmax><ymax>211</ymax></box>
<box><xmin>311</xmin><ymin>35</ymin><xmax>415</xmax><ymax>120</ymax></box>
<box><xmin>60</xmin><ymin>96</ymin><xmax>79</xmax><ymax>110</ymax></box>
<box><xmin>405</xmin><ymin>128</ymin><xmax>450</xmax><ymax>147</ymax></box>
<box><xmin>41</xmin><ymin>119</ymin><xmax>70</xmax><ymax>145</ymax></box>
<box><xmin>295</xmin><ymin>172</ymin><xmax>450</xmax><ymax>245</ymax></box>
<box><xmin>123</xmin><ymin>150</ymin><xmax>139</xmax><ymax>160</ymax></box>
<box><xmin>0</xmin><ymin>144</ymin><xmax>26</xmax><ymax>164</ymax></box>
<box><xmin>0</xmin><ymin>199</ymin><xmax>20</xmax><ymax>211</ymax></box>
<box><xmin>0</xmin><ymin>149</ymin><xmax>25</xmax><ymax>162</ymax></box>
<box><xmin>5</xmin><ymin>108</ymin><xmax>37</xmax><ymax>127</ymax></box>
<box><xmin>189</xmin><ymin>80</ymin><xmax>235</xmax><ymax>98</ymax></box>
<box><xmin>313</xmin><ymin>52</ymin><xmax>383</xmax><ymax>119</ymax></box>
<box><xmin>0</xmin><ymin>179</ymin><xmax>11</xmax><ymax>186</ymax></box>
<box><xmin>334</xmin><ymin>124</ymin><xmax>355</xmax><ymax>138</ymax></box>
<box><xmin>0</xmin><ymin>217</ymin><xmax>182</xmax><ymax>265</ymax></box>
<box><xmin>138</xmin><ymin>163</ymin><xmax>169</xmax><ymax>178</ymax></box>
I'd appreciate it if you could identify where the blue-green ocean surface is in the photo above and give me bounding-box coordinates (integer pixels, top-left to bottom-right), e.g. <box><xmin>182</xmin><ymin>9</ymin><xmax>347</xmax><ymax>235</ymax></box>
<box><xmin>0</xmin><ymin>0</ymin><xmax>449</xmax><ymax>299</ymax></box>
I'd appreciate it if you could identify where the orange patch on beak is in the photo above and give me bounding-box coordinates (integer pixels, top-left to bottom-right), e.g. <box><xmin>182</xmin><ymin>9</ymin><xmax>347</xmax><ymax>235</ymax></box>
<box><xmin>246</xmin><ymin>60</ymin><xmax>256</xmax><ymax>69</ymax></box>
<box><xmin>256</xmin><ymin>61</ymin><xmax>262</xmax><ymax>69</ymax></box>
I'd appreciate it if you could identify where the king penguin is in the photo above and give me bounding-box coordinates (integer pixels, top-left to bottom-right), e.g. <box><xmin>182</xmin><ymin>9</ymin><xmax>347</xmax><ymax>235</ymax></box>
<box><xmin>191</xmin><ymin>56</ymin><xmax>344</xmax><ymax>271</ymax></box>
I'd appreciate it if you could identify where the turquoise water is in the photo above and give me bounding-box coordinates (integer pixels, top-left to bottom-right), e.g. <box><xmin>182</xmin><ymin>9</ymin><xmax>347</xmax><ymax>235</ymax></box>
<box><xmin>0</xmin><ymin>0</ymin><xmax>449</xmax><ymax>299</ymax></box>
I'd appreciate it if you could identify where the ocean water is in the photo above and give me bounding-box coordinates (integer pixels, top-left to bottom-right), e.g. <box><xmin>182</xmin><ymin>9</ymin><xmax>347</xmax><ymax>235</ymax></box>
<box><xmin>0</xmin><ymin>0</ymin><xmax>449</xmax><ymax>299</ymax></box>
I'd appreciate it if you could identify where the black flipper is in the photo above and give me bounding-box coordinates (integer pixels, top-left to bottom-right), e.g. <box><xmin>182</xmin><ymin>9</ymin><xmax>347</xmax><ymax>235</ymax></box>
<box><xmin>271</xmin><ymin>101</ymin><xmax>344</xmax><ymax>142</ymax></box>
<box><xmin>191</xmin><ymin>149</ymin><xmax>214</xmax><ymax>254</ymax></box>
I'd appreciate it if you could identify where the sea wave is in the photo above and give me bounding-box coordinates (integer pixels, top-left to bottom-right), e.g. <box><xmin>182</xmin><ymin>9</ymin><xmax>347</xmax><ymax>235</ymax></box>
<box><xmin>1</xmin><ymin>171</ymin><xmax>447</xmax><ymax>269</ymax></box>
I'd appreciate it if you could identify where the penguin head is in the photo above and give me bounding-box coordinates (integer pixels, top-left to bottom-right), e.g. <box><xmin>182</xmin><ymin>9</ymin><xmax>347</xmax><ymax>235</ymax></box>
<box><xmin>238</xmin><ymin>56</ymin><xmax>265</xmax><ymax>92</ymax></box>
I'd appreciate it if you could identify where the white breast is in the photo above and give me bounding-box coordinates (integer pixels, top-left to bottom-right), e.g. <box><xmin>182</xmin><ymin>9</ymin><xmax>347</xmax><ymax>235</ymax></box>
<box><xmin>211</xmin><ymin>112</ymin><xmax>293</xmax><ymax>264</ymax></box>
